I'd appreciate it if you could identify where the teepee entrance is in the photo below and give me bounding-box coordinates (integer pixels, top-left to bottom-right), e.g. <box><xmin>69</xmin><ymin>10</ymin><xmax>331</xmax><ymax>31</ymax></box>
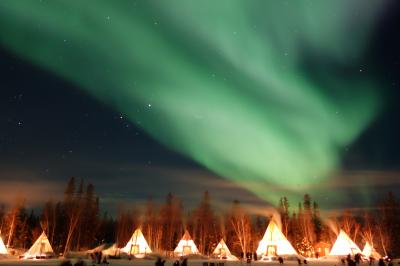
<box><xmin>266</xmin><ymin>245</ymin><xmax>277</xmax><ymax>256</ymax></box>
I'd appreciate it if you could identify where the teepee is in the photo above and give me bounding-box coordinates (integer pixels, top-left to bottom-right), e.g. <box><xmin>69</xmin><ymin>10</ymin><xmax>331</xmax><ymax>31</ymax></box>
<box><xmin>213</xmin><ymin>239</ymin><xmax>237</xmax><ymax>260</ymax></box>
<box><xmin>102</xmin><ymin>244</ymin><xmax>120</xmax><ymax>256</ymax></box>
<box><xmin>329</xmin><ymin>230</ymin><xmax>361</xmax><ymax>256</ymax></box>
<box><xmin>362</xmin><ymin>242</ymin><xmax>381</xmax><ymax>259</ymax></box>
<box><xmin>121</xmin><ymin>228</ymin><xmax>152</xmax><ymax>256</ymax></box>
<box><xmin>87</xmin><ymin>243</ymin><xmax>119</xmax><ymax>256</ymax></box>
<box><xmin>256</xmin><ymin>220</ymin><xmax>297</xmax><ymax>256</ymax></box>
<box><xmin>0</xmin><ymin>236</ymin><xmax>7</xmax><ymax>255</ymax></box>
<box><xmin>24</xmin><ymin>231</ymin><xmax>55</xmax><ymax>259</ymax></box>
<box><xmin>174</xmin><ymin>230</ymin><xmax>199</xmax><ymax>256</ymax></box>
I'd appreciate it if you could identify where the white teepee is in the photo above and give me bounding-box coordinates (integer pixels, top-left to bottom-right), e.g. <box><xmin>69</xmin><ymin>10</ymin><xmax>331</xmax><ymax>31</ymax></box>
<box><xmin>329</xmin><ymin>230</ymin><xmax>361</xmax><ymax>256</ymax></box>
<box><xmin>213</xmin><ymin>239</ymin><xmax>237</xmax><ymax>260</ymax></box>
<box><xmin>102</xmin><ymin>244</ymin><xmax>120</xmax><ymax>257</ymax></box>
<box><xmin>121</xmin><ymin>228</ymin><xmax>152</xmax><ymax>256</ymax></box>
<box><xmin>24</xmin><ymin>231</ymin><xmax>55</xmax><ymax>259</ymax></box>
<box><xmin>362</xmin><ymin>242</ymin><xmax>381</xmax><ymax>259</ymax></box>
<box><xmin>0</xmin><ymin>236</ymin><xmax>7</xmax><ymax>255</ymax></box>
<box><xmin>174</xmin><ymin>230</ymin><xmax>199</xmax><ymax>256</ymax></box>
<box><xmin>87</xmin><ymin>243</ymin><xmax>119</xmax><ymax>256</ymax></box>
<box><xmin>256</xmin><ymin>220</ymin><xmax>297</xmax><ymax>256</ymax></box>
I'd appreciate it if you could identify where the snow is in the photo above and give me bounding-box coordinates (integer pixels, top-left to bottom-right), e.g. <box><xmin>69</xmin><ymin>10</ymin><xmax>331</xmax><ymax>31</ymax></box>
<box><xmin>0</xmin><ymin>258</ymin><xmax>364</xmax><ymax>266</ymax></box>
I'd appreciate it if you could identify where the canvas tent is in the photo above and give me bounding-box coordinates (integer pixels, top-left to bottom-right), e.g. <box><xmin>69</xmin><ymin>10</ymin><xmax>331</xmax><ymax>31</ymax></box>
<box><xmin>212</xmin><ymin>239</ymin><xmax>237</xmax><ymax>260</ymax></box>
<box><xmin>24</xmin><ymin>231</ymin><xmax>55</xmax><ymax>259</ymax></box>
<box><xmin>174</xmin><ymin>230</ymin><xmax>199</xmax><ymax>256</ymax></box>
<box><xmin>87</xmin><ymin>244</ymin><xmax>108</xmax><ymax>254</ymax></box>
<box><xmin>329</xmin><ymin>230</ymin><xmax>361</xmax><ymax>256</ymax></box>
<box><xmin>87</xmin><ymin>243</ymin><xmax>119</xmax><ymax>256</ymax></box>
<box><xmin>0</xmin><ymin>236</ymin><xmax>7</xmax><ymax>255</ymax></box>
<box><xmin>362</xmin><ymin>242</ymin><xmax>381</xmax><ymax>259</ymax></box>
<box><xmin>103</xmin><ymin>244</ymin><xmax>120</xmax><ymax>257</ymax></box>
<box><xmin>120</xmin><ymin>228</ymin><xmax>152</xmax><ymax>256</ymax></box>
<box><xmin>256</xmin><ymin>220</ymin><xmax>297</xmax><ymax>257</ymax></box>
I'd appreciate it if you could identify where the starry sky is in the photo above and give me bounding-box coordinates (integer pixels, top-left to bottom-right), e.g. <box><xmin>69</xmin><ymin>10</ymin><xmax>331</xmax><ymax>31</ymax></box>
<box><xmin>0</xmin><ymin>1</ymin><xmax>399</xmax><ymax>215</ymax></box>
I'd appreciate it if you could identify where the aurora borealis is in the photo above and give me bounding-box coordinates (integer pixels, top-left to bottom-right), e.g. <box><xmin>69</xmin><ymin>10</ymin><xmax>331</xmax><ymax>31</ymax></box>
<box><xmin>0</xmin><ymin>1</ymin><xmax>399</xmax><ymax>210</ymax></box>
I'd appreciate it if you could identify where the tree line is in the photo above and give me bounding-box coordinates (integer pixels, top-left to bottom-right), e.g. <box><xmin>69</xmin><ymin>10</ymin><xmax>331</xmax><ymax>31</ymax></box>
<box><xmin>0</xmin><ymin>177</ymin><xmax>400</xmax><ymax>257</ymax></box>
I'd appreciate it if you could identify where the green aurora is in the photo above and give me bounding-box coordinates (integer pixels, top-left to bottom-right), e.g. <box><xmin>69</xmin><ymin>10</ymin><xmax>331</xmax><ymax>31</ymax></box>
<box><xmin>0</xmin><ymin>1</ymin><xmax>386</xmax><ymax>205</ymax></box>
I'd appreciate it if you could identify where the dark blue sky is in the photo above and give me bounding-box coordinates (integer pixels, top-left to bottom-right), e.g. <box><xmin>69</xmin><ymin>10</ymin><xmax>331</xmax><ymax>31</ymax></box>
<box><xmin>0</xmin><ymin>47</ymin><xmax>268</xmax><ymax>213</ymax></box>
<box><xmin>0</xmin><ymin>1</ymin><xmax>399</xmax><ymax>216</ymax></box>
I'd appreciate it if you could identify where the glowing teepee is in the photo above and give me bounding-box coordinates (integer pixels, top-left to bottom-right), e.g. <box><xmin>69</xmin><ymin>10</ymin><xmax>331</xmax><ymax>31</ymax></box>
<box><xmin>0</xmin><ymin>236</ymin><xmax>7</xmax><ymax>255</ymax></box>
<box><xmin>329</xmin><ymin>230</ymin><xmax>361</xmax><ymax>256</ymax></box>
<box><xmin>24</xmin><ymin>231</ymin><xmax>55</xmax><ymax>259</ymax></box>
<box><xmin>213</xmin><ymin>239</ymin><xmax>237</xmax><ymax>260</ymax></box>
<box><xmin>174</xmin><ymin>230</ymin><xmax>199</xmax><ymax>256</ymax></box>
<box><xmin>121</xmin><ymin>228</ymin><xmax>152</xmax><ymax>256</ymax></box>
<box><xmin>256</xmin><ymin>220</ymin><xmax>297</xmax><ymax>256</ymax></box>
<box><xmin>362</xmin><ymin>242</ymin><xmax>381</xmax><ymax>259</ymax></box>
<box><xmin>102</xmin><ymin>244</ymin><xmax>120</xmax><ymax>256</ymax></box>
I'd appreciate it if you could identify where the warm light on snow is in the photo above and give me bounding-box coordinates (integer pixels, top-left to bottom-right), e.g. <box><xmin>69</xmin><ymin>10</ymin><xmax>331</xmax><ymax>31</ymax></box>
<box><xmin>256</xmin><ymin>220</ymin><xmax>297</xmax><ymax>256</ymax></box>
<box><xmin>329</xmin><ymin>230</ymin><xmax>361</xmax><ymax>256</ymax></box>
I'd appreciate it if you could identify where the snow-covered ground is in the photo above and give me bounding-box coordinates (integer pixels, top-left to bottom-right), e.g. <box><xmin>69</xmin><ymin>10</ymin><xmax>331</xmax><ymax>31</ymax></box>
<box><xmin>0</xmin><ymin>258</ymin><xmax>374</xmax><ymax>266</ymax></box>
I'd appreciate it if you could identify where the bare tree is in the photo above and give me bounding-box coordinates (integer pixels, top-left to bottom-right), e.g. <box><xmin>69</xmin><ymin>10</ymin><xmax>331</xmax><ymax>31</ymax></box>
<box><xmin>228</xmin><ymin>200</ymin><xmax>252</xmax><ymax>254</ymax></box>
<box><xmin>63</xmin><ymin>177</ymin><xmax>84</xmax><ymax>254</ymax></box>
<box><xmin>278</xmin><ymin>197</ymin><xmax>290</xmax><ymax>236</ymax></box>
<box><xmin>160</xmin><ymin>193</ymin><xmax>183</xmax><ymax>252</ymax></box>
<box><xmin>143</xmin><ymin>197</ymin><xmax>163</xmax><ymax>251</ymax></box>
<box><xmin>5</xmin><ymin>198</ymin><xmax>24</xmax><ymax>247</ymax></box>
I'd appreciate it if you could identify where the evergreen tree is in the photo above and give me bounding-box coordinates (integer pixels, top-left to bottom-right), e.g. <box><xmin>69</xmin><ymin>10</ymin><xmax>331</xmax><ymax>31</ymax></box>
<box><xmin>278</xmin><ymin>197</ymin><xmax>290</xmax><ymax>236</ymax></box>
<box><xmin>302</xmin><ymin>194</ymin><xmax>315</xmax><ymax>243</ymax></box>
<box><xmin>378</xmin><ymin>191</ymin><xmax>400</xmax><ymax>256</ymax></box>
<box><xmin>160</xmin><ymin>193</ymin><xmax>183</xmax><ymax>252</ymax></box>
<box><xmin>312</xmin><ymin>201</ymin><xmax>322</xmax><ymax>242</ymax></box>
<box><xmin>192</xmin><ymin>191</ymin><xmax>217</xmax><ymax>255</ymax></box>
<box><xmin>296</xmin><ymin>237</ymin><xmax>314</xmax><ymax>257</ymax></box>
<box><xmin>96</xmin><ymin>212</ymin><xmax>116</xmax><ymax>245</ymax></box>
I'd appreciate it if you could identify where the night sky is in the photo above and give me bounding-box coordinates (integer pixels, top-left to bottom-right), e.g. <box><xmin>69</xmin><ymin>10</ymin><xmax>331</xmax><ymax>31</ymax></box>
<box><xmin>0</xmin><ymin>1</ymin><xmax>399</xmax><ymax>215</ymax></box>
